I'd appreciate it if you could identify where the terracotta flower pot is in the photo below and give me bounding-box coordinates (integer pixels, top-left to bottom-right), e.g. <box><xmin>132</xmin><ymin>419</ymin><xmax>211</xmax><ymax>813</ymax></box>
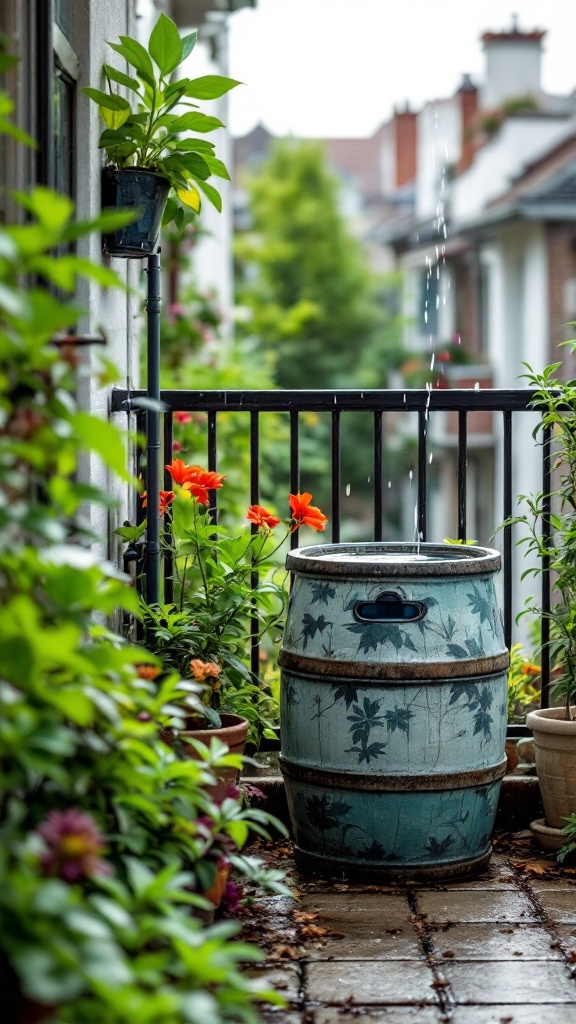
<box><xmin>181</xmin><ymin>712</ymin><xmax>249</xmax><ymax>802</ymax></box>
<box><xmin>526</xmin><ymin>707</ymin><xmax>576</xmax><ymax>828</ymax></box>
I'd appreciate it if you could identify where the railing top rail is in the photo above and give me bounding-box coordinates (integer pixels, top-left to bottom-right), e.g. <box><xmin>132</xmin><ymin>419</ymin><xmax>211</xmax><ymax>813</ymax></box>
<box><xmin>111</xmin><ymin>387</ymin><xmax>559</xmax><ymax>415</ymax></box>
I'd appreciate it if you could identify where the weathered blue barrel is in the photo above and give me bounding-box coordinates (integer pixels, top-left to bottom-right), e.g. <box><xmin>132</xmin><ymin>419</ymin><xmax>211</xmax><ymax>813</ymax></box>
<box><xmin>279</xmin><ymin>542</ymin><xmax>508</xmax><ymax>882</ymax></box>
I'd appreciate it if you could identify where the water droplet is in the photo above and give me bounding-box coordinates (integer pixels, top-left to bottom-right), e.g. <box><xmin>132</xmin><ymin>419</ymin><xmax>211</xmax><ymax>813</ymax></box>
<box><xmin>424</xmin><ymin>311</ymin><xmax>428</xmax><ymax>324</ymax></box>
<box><xmin>409</xmin><ymin>470</ymin><xmax>413</xmax><ymax>483</ymax></box>
<box><xmin>388</xmin><ymin>481</ymin><xmax>392</xmax><ymax>489</ymax></box>
<box><xmin>430</xmin><ymin>354</ymin><xmax>435</xmax><ymax>372</ymax></box>
<box><xmin>474</xmin><ymin>382</ymin><xmax>480</xmax><ymax>391</ymax></box>
<box><xmin>345</xmin><ymin>483</ymin><xmax>351</xmax><ymax>496</ymax></box>
<box><xmin>429</xmin><ymin>453</ymin><xmax>434</xmax><ymax>464</ymax></box>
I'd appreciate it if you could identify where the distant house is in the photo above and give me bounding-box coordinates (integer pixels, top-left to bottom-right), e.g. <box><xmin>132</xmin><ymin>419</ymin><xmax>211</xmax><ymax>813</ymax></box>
<box><xmin>233</xmin><ymin>18</ymin><xmax>576</xmax><ymax>639</ymax></box>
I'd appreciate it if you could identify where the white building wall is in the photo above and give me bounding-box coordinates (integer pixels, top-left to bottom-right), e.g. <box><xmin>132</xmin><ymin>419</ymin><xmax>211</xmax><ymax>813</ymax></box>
<box><xmin>415</xmin><ymin>97</ymin><xmax>461</xmax><ymax>221</ymax></box>
<box><xmin>486</xmin><ymin>224</ymin><xmax>548</xmax><ymax>646</ymax></box>
<box><xmin>451</xmin><ymin>117</ymin><xmax>573</xmax><ymax>223</ymax></box>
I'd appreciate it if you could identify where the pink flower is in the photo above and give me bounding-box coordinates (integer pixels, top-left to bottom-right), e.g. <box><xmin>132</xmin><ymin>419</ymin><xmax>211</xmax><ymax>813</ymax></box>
<box><xmin>36</xmin><ymin>809</ymin><xmax>110</xmax><ymax>882</ymax></box>
<box><xmin>222</xmin><ymin>881</ymin><xmax>243</xmax><ymax>912</ymax></box>
<box><xmin>174</xmin><ymin>411</ymin><xmax>192</xmax><ymax>425</ymax></box>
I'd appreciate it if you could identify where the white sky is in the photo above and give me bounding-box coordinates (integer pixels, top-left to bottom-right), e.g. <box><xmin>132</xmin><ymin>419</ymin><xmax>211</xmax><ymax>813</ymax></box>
<box><xmin>226</xmin><ymin>0</ymin><xmax>576</xmax><ymax>139</ymax></box>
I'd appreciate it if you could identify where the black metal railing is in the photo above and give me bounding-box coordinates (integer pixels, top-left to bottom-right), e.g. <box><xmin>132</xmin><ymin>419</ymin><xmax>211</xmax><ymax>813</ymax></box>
<box><xmin>112</xmin><ymin>386</ymin><xmax>553</xmax><ymax>730</ymax></box>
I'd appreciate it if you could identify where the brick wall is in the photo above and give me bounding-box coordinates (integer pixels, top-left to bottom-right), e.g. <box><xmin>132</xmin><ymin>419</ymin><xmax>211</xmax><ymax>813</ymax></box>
<box><xmin>546</xmin><ymin>224</ymin><xmax>576</xmax><ymax>376</ymax></box>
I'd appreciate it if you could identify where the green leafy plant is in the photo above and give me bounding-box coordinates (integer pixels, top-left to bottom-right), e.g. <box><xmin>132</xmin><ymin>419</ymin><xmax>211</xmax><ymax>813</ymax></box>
<box><xmin>0</xmin><ymin>53</ymin><xmax>288</xmax><ymax>1020</ymax></box>
<box><xmin>507</xmin><ymin>643</ymin><xmax>541</xmax><ymax>723</ymax></box>
<box><xmin>83</xmin><ymin>12</ymin><xmax>240</xmax><ymax>227</ymax></box>
<box><xmin>498</xmin><ymin>350</ymin><xmax>576</xmax><ymax>719</ymax></box>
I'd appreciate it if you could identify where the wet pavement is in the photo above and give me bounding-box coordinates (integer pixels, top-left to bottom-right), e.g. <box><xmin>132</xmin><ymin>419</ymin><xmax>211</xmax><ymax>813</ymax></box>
<box><xmin>241</xmin><ymin>837</ymin><xmax>576</xmax><ymax>1024</ymax></box>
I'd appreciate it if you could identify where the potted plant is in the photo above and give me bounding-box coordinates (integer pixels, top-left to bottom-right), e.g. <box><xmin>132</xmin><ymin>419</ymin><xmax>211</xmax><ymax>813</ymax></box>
<box><xmin>501</xmin><ymin>351</ymin><xmax>576</xmax><ymax>845</ymax></box>
<box><xmin>83</xmin><ymin>12</ymin><xmax>240</xmax><ymax>257</ymax></box>
<box><xmin>125</xmin><ymin>465</ymin><xmax>328</xmax><ymax>776</ymax></box>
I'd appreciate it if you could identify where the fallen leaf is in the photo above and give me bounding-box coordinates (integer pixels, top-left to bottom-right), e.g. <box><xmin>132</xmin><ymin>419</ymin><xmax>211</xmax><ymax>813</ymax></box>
<box><xmin>293</xmin><ymin>911</ymin><xmax>319</xmax><ymax>923</ymax></box>
<box><xmin>268</xmin><ymin>944</ymin><xmax>302</xmax><ymax>960</ymax></box>
<box><xmin>441</xmin><ymin>950</ymin><xmax>455</xmax><ymax>958</ymax></box>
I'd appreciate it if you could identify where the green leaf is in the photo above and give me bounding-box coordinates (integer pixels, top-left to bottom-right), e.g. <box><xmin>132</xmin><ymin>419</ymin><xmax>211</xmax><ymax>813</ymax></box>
<box><xmin>108</xmin><ymin>39</ymin><xmax>155</xmax><ymax>86</ymax></box>
<box><xmin>184</xmin><ymin>75</ymin><xmax>241</xmax><ymax>99</ymax></box>
<box><xmin>194</xmin><ymin>178</ymin><xmax>222</xmax><ymax>212</ymax></box>
<box><xmin>149</xmin><ymin>13</ymin><xmax>183</xmax><ymax>76</ymax></box>
<box><xmin>71</xmin><ymin>411</ymin><xmax>133</xmax><ymax>482</ymax></box>
<box><xmin>180</xmin><ymin>30</ymin><xmax>198</xmax><ymax>61</ymax></box>
<box><xmin>103</xmin><ymin>63</ymin><xmax>141</xmax><ymax>92</ymax></box>
<box><xmin>203</xmin><ymin>155</ymin><xmax>231</xmax><ymax>181</ymax></box>
<box><xmin>170</xmin><ymin>112</ymin><xmax>224</xmax><ymax>133</ymax></box>
<box><xmin>115</xmin><ymin>520</ymin><xmax>147</xmax><ymax>542</ymax></box>
<box><xmin>82</xmin><ymin>87</ymin><xmax>132</xmax><ymax>112</ymax></box>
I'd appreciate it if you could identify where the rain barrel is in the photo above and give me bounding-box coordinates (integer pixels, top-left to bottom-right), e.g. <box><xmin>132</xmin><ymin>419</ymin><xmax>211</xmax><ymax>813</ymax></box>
<box><xmin>279</xmin><ymin>542</ymin><xmax>509</xmax><ymax>882</ymax></box>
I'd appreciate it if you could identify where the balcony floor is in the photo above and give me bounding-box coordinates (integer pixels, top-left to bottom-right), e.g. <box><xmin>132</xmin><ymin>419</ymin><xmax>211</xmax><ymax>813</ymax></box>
<box><xmin>237</xmin><ymin>831</ymin><xmax>576</xmax><ymax>1023</ymax></box>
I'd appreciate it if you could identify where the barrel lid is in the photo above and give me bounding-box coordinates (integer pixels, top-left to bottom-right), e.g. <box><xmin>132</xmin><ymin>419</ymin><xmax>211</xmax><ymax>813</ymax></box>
<box><xmin>286</xmin><ymin>542</ymin><xmax>501</xmax><ymax>577</ymax></box>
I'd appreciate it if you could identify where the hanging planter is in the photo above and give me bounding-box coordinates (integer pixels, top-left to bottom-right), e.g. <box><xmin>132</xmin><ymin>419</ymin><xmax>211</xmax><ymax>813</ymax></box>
<box><xmin>101</xmin><ymin>167</ymin><xmax>170</xmax><ymax>259</ymax></box>
<box><xmin>83</xmin><ymin>12</ymin><xmax>240</xmax><ymax>258</ymax></box>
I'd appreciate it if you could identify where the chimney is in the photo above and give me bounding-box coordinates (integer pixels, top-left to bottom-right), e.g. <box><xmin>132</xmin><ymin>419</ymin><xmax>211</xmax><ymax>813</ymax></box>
<box><xmin>394</xmin><ymin>106</ymin><xmax>417</xmax><ymax>188</ymax></box>
<box><xmin>457</xmin><ymin>73</ymin><xmax>479</xmax><ymax>174</ymax></box>
<box><xmin>480</xmin><ymin>16</ymin><xmax>546</xmax><ymax>110</ymax></box>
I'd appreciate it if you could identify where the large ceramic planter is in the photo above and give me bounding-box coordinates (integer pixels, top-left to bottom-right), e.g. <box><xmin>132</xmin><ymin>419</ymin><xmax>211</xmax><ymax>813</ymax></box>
<box><xmin>181</xmin><ymin>712</ymin><xmax>249</xmax><ymax>802</ymax></box>
<box><xmin>101</xmin><ymin>167</ymin><xmax>170</xmax><ymax>258</ymax></box>
<box><xmin>280</xmin><ymin>542</ymin><xmax>508</xmax><ymax>881</ymax></box>
<box><xmin>526</xmin><ymin>706</ymin><xmax>576</xmax><ymax>828</ymax></box>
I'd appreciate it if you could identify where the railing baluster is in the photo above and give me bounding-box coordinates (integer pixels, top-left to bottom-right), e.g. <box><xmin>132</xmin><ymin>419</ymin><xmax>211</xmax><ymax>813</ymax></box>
<box><xmin>417</xmin><ymin>408</ymin><xmax>427</xmax><ymax>542</ymax></box>
<box><xmin>541</xmin><ymin>421</ymin><xmax>552</xmax><ymax>708</ymax></box>
<box><xmin>373</xmin><ymin>410</ymin><xmax>383</xmax><ymax>542</ymax></box>
<box><xmin>250</xmin><ymin>411</ymin><xmax>260</xmax><ymax>681</ymax></box>
<box><xmin>290</xmin><ymin>410</ymin><xmax>300</xmax><ymax>550</ymax></box>
<box><xmin>207</xmin><ymin>410</ymin><xmax>218</xmax><ymax>525</ymax></box>
<box><xmin>163</xmin><ymin>412</ymin><xmax>174</xmax><ymax>604</ymax></box>
<box><xmin>502</xmin><ymin>411</ymin><xmax>513</xmax><ymax>650</ymax></box>
<box><xmin>457</xmin><ymin>410</ymin><xmax>467</xmax><ymax>541</ymax></box>
<box><xmin>332</xmin><ymin>409</ymin><xmax>341</xmax><ymax>543</ymax></box>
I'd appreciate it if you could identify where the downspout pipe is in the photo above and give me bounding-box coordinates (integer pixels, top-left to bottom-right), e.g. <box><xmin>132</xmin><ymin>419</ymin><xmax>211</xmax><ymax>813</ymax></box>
<box><xmin>145</xmin><ymin>252</ymin><xmax>162</xmax><ymax>606</ymax></box>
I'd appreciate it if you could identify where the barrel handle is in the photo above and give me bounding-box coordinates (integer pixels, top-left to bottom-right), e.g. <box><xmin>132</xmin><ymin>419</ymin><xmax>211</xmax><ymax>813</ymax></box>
<box><xmin>353</xmin><ymin>590</ymin><xmax>427</xmax><ymax>623</ymax></box>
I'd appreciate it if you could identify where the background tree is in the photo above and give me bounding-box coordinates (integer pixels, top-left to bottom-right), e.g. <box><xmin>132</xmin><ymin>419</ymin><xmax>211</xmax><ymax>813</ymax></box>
<box><xmin>234</xmin><ymin>139</ymin><xmax>403</xmax><ymax>391</ymax></box>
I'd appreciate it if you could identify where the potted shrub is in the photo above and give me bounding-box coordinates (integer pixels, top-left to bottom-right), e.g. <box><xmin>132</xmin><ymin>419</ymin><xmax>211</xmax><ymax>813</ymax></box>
<box><xmin>502</xmin><ymin>352</ymin><xmax>576</xmax><ymax>845</ymax></box>
<box><xmin>83</xmin><ymin>12</ymin><xmax>239</xmax><ymax>257</ymax></box>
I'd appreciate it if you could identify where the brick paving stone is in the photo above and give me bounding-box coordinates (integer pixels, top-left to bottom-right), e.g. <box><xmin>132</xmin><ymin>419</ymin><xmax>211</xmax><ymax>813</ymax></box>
<box><xmin>296</xmin><ymin>891</ymin><xmax>421</xmax><ymax>960</ymax></box>
<box><xmin>415</xmin><ymin>889</ymin><xmax>537</xmax><ymax>924</ymax></box>
<box><xmin>442</xmin><ymin>960</ymin><xmax>576</xmax><ymax>1003</ymax></box>
<box><xmin>298</xmin><ymin>892</ymin><xmax>413</xmax><ymax>930</ymax></box>
<box><xmin>553</xmin><ymin>923</ymin><xmax>576</xmax><ymax>949</ymax></box>
<box><xmin>428</xmin><ymin>922</ymin><xmax>562</xmax><ymax>960</ymax></box>
<box><xmin>244</xmin><ymin>963</ymin><xmax>301</xmax><ymax>1003</ymax></box>
<box><xmin>535</xmin><ymin>889</ymin><xmax>576</xmax><ymax>923</ymax></box>
<box><xmin>303</xmin><ymin>926</ymin><xmax>423</xmax><ymax>961</ymax></box>
<box><xmin>313</xmin><ymin>1008</ymin><xmax>440</xmax><ymax>1023</ymax></box>
<box><xmin>450</xmin><ymin>1007</ymin><xmax>576</xmax><ymax>1024</ymax></box>
<box><xmin>305</xmin><ymin>960</ymin><xmax>438</xmax><ymax>1005</ymax></box>
<box><xmin>259</xmin><ymin>1014</ymin><xmax>304</xmax><ymax>1023</ymax></box>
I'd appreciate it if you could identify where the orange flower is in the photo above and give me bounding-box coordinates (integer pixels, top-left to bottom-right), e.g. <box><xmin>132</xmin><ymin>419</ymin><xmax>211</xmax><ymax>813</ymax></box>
<box><xmin>289</xmin><ymin>492</ymin><xmax>327</xmax><ymax>532</ymax></box>
<box><xmin>165</xmin><ymin>458</ymin><xmax>191</xmax><ymax>485</ymax></box>
<box><xmin>247</xmin><ymin>504</ymin><xmax>281</xmax><ymax>530</ymax></box>
<box><xmin>190</xmin><ymin>658</ymin><xmax>222</xmax><ymax>682</ymax></box>
<box><xmin>135</xmin><ymin>664</ymin><xmax>160</xmax><ymax>680</ymax></box>
<box><xmin>141</xmin><ymin>490</ymin><xmax>175</xmax><ymax>516</ymax></box>
<box><xmin>181</xmin><ymin>466</ymin><xmax>225</xmax><ymax>506</ymax></box>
